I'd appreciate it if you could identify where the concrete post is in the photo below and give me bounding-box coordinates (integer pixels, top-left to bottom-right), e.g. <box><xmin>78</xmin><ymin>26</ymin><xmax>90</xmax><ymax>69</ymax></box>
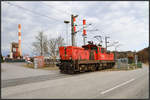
<box><xmin>34</xmin><ymin>58</ymin><xmax>38</xmax><ymax>69</ymax></box>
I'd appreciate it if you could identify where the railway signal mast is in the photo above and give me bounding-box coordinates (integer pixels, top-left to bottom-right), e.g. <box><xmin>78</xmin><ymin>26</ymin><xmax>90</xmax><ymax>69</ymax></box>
<box><xmin>71</xmin><ymin>14</ymin><xmax>78</xmax><ymax>46</ymax></box>
<box><xmin>83</xmin><ymin>19</ymin><xmax>87</xmax><ymax>45</ymax></box>
<box><xmin>71</xmin><ymin>14</ymin><xmax>96</xmax><ymax>46</ymax></box>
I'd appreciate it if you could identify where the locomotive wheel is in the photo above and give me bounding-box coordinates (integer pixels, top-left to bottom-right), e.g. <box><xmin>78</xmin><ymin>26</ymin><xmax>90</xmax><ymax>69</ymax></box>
<box><xmin>79</xmin><ymin>65</ymin><xmax>86</xmax><ymax>73</ymax></box>
<box><xmin>94</xmin><ymin>66</ymin><xmax>96</xmax><ymax>71</ymax></box>
<box><xmin>102</xmin><ymin>66</ymin><xmax>105</xmax><ymax>70</ymax></box>
<box><xmin>96</xmin><ymin>64</ymin><xmax>99</xmax><ymax>71</ymax></box>
<box><xmin>91</xmin><ymin>65</ymin><xmax>96</xmax><ymax>72</ymax></box>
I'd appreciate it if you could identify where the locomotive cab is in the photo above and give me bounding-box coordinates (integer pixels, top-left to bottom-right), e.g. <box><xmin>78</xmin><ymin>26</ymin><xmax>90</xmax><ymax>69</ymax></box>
<box><xmin>82</xmin><ymin>41</ymin><xmax>98</xmax><ymax>52</ymax></box>
<box><xmin>82</xmin><ymin>42</ymin><xmax>98</xmax><ymax>60</ymax></box>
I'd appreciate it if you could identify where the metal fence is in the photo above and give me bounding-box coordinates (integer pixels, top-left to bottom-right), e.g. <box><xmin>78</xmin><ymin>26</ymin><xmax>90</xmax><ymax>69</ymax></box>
<box><xmin>116</xmin><ymin>58</ymin><xmax>129</xmax><ymax>69</ymax></box>
<box><xmin>116</xmin><ymin>57</ymin><xmax>142</xmax><ymax>69</ymax></box>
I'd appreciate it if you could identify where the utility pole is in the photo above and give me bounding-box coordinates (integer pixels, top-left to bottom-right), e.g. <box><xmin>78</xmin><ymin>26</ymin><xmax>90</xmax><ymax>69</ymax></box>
<box><xmin>71</xmin><ymin>14</ymin><xmax>78</xmax><ymax>46</ymax></box>
<box><xmin>105</xmin><ymin>36</ymin><xmax>110</xmax><ymax>50</ymax></box>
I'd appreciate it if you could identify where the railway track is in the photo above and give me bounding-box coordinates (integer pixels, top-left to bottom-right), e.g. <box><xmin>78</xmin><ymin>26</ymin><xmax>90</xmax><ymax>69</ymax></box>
<box><xmin>1</xmin><ymin>73</ymin><xmax>70</xmax><ymax>88</ymax></box>
<box><xmin>2</xmin><ymin>67</ymin><xmax>114</xmax><ymax>88</ymax></box>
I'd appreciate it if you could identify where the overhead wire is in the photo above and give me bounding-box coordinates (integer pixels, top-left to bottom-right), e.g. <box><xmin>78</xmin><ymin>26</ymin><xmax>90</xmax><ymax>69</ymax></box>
<box><xmin>39</xmin><ymin>2</ymin><xmax>71</xmax><ymax>27</ymax></box>
<box><xmin>4</xmin><ymin>2</ymin><xmax>112</xmax><ymax>44</ymax></box>
<box><xmin>37</xmin><ymin>2</ymin><xmax>73</xmax><ymax>44</ymax></box>
<box><xmin>38</xmin><ymin>2</ymin><xmax>92</xmax><ymax>45</ymax></box>
<box><xmin>3</xmin><ymin>2</ymin><xmax>70</xmax><ymax>39</ymax></box>
<box><xmin>39</xmin><ymin>1</ymin><xmax>100</xmax><ymax>34</ymax></box>
<box><xmin>3</xmin><ymin>1</ymin><xmax>69</xmax><ymax>38</ymax></box>
<box><xmin>39</xmin><ymin>1</ymin><xmax>93</xmax><ymax>35</ymax></box>
<box><xmin>6</xmin><ymin>2</ymin><xmax>63</xmax><ymax>23</ymax></box>
<box><xmin>40</xmin><ymin>2</ymin><xmax>72</xmax><ymax>16</ymax></box>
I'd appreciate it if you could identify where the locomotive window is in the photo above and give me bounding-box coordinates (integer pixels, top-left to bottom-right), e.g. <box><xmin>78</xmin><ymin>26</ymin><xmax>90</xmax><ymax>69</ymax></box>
<box><xmin>83</xmin><ymin>47</ymin><xmax>89</xmax><ymax>50</ymax></box>
<box><xmin>107</xmin><ymin>51</ymin><xmax>110</xmax><ymax>54</ymax></box>
<box><xmin>95</xmin><ymin>49</ymin><xmax>98</xmax><ymax>53</ymax></box>
<box><xmin>101</xmin><ymin>48</ymin><xmax>104</xmax><ymax>53</ymax></box>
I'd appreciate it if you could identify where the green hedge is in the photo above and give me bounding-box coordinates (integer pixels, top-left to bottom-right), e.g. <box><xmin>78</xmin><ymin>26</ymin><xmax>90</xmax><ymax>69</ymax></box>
<box><xmin>130</xmin><ymin>62</ymin><xmax>142</xmax><ymax>68</ymax></box>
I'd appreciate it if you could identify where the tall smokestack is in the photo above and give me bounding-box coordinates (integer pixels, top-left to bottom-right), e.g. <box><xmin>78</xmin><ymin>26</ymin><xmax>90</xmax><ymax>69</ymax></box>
<box><xmin>18</xmin><ymin>24</ymin><xmax>22</xmax><ymax>57</ymax></box>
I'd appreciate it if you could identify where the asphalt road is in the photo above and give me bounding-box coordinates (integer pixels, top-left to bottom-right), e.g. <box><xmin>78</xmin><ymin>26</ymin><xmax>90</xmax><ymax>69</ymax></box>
<box><xmin>1</xmin><ymin>62</ymin><xmax>59</xmax><ymax>80</ymax></box>
<box><xmin>1</xmin><ymin>64</ymin><xmax>149</xmax><ymax>99</ymax></box>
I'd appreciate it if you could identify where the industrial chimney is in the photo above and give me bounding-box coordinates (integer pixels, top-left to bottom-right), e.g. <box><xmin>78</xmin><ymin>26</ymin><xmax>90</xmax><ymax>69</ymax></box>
<box><xmin>18</xmin><ymin>24</ymin><xmax>22</xmax><ymax>57</ymax></box>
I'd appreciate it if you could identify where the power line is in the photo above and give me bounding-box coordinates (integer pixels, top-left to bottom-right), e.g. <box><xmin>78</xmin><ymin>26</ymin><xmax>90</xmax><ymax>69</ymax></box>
<box><xmin>76</xmin><ymin>23</ymin><xmax>92</xmax><ymax>33</ymax></box>
<box><xmin>6</xmin><ymin>2</ymin><xmax>63</xmax><ymax>23</ymax></box>
<box><xmin>40</xmin><ymin>2</ymin><xmax>71</xmax><ymax>16</ymax></box>
<box><xmin>2</xmin><ymin>2</ymin><xmax>66</xmax><ymax>39</ymax></box>
<box><xmin>5</xmin><ymin>2</ymin><xmax>109</xmax><ymax>38</ymax></box>
<box><xmin>40</xmin><ymin>2</ymin><xmax>100</xmax><ymax>33</ymax></box>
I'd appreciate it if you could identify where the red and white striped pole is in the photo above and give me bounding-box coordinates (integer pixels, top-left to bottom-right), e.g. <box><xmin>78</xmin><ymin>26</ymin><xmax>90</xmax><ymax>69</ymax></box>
<box><xmin>83</xmin><ymin>19</ymin><xmax>86</xmax><ymax>45</ymax></box>
<box><xmin>18</xmin><ymin>24</ymin><xmax>22</xmax><ymax>57</ymax></box>
<box><xmin>83</xmin><ymin>19</ymin><xmax>86</xmax><ymax>36</ymax></box>
<box><xmin>73</xmin><ymin>17</ymin><xmax>76</xmax><ymax>33</ymax></box>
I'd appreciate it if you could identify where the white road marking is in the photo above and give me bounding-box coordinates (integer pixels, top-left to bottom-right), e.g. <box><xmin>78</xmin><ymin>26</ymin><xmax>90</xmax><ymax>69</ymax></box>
<box><xmin>101</xmin><ymin>78</ymin><xmax>135</xmax><ymax>94</ymax></box>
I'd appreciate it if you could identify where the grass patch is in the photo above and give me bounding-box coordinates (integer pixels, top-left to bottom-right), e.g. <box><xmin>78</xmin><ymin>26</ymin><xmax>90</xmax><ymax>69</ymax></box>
<box><xmin>23</xmin><ymin>64</ymin><xmax>34</xmax><ymax>69</ymax></box>
<box><xmin>144</xmin><ymin>62</ymin><xmax>149</xmax><ymax>66</ymax></box>
<box><xmin>39</xmin><ymin>66</ymin><xmax>59</xmax><ymax>70</ymax></box>
<box><xmin>23</xmin><ymin>63</ymin><xmax>59</xmax><ymax>70</ymax></box>
<box><xmin>99</xmin><ymin>68</ymin><xmax>125</xmax><ymax>72</ymax></box>
<box><xmin>39</xmin><ymin>64</ymin><xmax>59</xmax><ymax>70</ymax></box>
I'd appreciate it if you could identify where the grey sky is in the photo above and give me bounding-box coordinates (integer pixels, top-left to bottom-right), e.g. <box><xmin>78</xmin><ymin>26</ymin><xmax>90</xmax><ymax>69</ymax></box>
<box><xmin>1</xmin><ymin>1</ymin><xmax>149</xmax><ymax>56</ymax></box>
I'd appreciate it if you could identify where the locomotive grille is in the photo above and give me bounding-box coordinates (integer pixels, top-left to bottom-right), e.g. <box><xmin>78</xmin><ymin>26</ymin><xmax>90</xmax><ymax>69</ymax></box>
<box><xmin>64</xmin><ymin>47</ymin><xmax>66</xmax><ymax>56</ymax></box>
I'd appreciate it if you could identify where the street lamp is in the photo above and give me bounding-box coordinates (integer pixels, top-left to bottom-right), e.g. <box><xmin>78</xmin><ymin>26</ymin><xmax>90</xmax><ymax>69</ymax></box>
<box><xmin>64</xmin><ymin>20</ymin><xmax>70</xmax><ymax>46</ymax></box>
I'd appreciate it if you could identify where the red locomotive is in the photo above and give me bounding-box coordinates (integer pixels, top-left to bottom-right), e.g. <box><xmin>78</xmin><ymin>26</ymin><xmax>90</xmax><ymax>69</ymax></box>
<box><xmin>57</xmin><ymin>41</ymin><xmax>115</xmax><ymax>74</ymax></box>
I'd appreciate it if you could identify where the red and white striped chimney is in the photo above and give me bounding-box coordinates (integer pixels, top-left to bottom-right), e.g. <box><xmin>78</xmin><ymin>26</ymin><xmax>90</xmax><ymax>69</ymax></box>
<box><xmin>18</xmin><ymin>24</ymin><xmax>22</xmax><ymax>57</ymax></box>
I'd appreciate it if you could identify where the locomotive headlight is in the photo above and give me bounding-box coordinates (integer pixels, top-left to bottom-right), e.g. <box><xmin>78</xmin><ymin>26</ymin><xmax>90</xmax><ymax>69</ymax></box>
<box><xmin>80</xmin><ymin>67</ymin><xmax>82</xmax><ymax>70</ymax></box>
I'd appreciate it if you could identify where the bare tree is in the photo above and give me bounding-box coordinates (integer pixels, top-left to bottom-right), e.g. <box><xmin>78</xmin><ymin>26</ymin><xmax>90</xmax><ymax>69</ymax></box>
<box><xmin>48</xmin><ymin>38</ymin><xmax>57</xmax><ymax>59</ymax></box>
<box><xmin>48</xmin><ymin>36</ymin><xmax>65</xmax><ymax>59</ymax></box>
<box><xmin>32</xmin><ymin>31</ymin><xmax>48</xmax><ymax>56</ymax></box>
<box><xmin>56</xmin><ymin>36</ymin><xmax>65</xmax><ymax>57</ymax></box>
